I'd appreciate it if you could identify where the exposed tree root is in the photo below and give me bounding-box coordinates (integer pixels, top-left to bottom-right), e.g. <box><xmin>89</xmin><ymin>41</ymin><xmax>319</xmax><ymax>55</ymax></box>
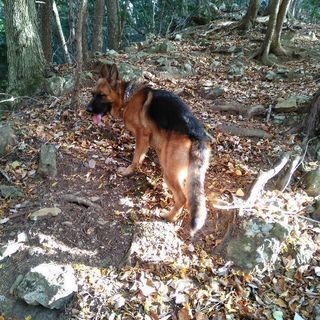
<box><xmin>216</xmin><ymin>123</ymin><xmax>271</xmax><ymax>138</ymax></box>
<box><xmin>62</xmin><ymin>194</ymin><xmax>102</xmax><ymax>209</ymax></box>
<box><xmin>211</xmin><ymin>103</ymin><xmax>267</xmax><ymax>119</ymax></box>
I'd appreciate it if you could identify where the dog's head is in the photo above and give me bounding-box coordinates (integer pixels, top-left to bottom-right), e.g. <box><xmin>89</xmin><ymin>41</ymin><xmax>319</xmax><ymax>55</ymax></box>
<box><xmin>86</xmin><ymin>64</ymin><xmax>122</xmax><ymax>124</ymax></box>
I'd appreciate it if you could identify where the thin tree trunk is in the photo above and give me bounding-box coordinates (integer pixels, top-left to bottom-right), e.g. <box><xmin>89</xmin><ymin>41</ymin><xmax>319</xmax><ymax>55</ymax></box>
<box><xmin>39</xmin><ymin>0</ymin><xmax>53</xmax><ymax>63</ymax></box>
<box><xmin>255</xmin><ymin>0</ymin><xmax>281</xmax><ymax>66</ymax></box>
<box><xmin>270</xmin><ymin>0</ymin><xmax>291</xmax><ymax>56</ymax></box>
<box><xmin>106</xmin><ymin>0</ymin><xmax>121</xmax><ymax>50</ymax></box>
<box><xmin>82</xmin><ymin>10</ymin><xmax>89</xmax><ymax>64</ymax></box>
<box><xmin>3</xmin><ymin>0</ymin><xmax>46</xmax><ymax>95</ymax></box>
<box><xmin>53</xmin><ymin>0</ymin><xmax>72</xmax><ymax>64</ymax></box>
<box><xmin>69</xmin><ymin>0</ymin><xmax>79</xmax><ymax>58</ymax></box>
<box><xmin>71</xmin><ymin>0</ymin><xmax>87</xmax><ymax>108</ymax></box>
<box><xmin>93</xmin><ymin>0</ymin><xmax>104</xmax><ymax>52</ymax></box>
<box><xmin>288</xmin><ymin>0</ymin><xmax>297</xmax><ymax>20</ymax></box>
<box><xmin>119</xmin><ymin>0</ymin><xmax>129</xmax><ymax>41</ymax></box>
<box><xmin>238</xmin><ymin>0</ymin><xmax>260</xmax><ymax>31</ymax></box>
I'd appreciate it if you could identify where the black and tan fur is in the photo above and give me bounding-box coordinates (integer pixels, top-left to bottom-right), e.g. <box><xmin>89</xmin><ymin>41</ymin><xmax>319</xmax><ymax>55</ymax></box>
<box><xmin>86</xmin><ymin>64</ymin><xmax>210</xmax><ymax>236</ymax></box>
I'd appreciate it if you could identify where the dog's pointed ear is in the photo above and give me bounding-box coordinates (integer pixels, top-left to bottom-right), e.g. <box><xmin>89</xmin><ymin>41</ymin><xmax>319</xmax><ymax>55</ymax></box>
<box><xmin>100</xmin><ymin>64</ymin><xmax>109</xmax><ymax>79</ymax></box>
<box><xmin>109</xmin><ymin>64</ymin><xmax>119</xmax><ymax>87</ymax></box>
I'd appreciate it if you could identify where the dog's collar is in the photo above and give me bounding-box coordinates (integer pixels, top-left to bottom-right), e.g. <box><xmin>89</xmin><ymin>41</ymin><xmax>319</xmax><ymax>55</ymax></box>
<box><xmin>124</xmin><ymin>82</ymin><xmax>134</xmax><ymax>104</ymax></box>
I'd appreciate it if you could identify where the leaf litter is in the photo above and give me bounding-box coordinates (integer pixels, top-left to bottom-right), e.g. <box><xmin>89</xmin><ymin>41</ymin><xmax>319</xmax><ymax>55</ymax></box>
<box><xmin>0</xmin><ymin>20</ymin><xmax>319</xmax><ymax>320</ymax></box>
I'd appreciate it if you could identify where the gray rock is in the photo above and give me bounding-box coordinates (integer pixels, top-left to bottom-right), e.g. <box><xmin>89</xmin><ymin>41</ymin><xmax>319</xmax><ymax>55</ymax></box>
<box><xmin>15</xmin><ymin>263</ymin><xmax>78</xmax><ymax>310</ymax></box>
<box><xmin>227</xmin><ymin>45</ymin><xmax>237</xmax><ymax>53</ymax></box>
<box><xmin>174</xmin><ymin>34</ymin><xmax>182</xmax><ymax>41</ymax></box>
<box><xmin>216</xmin><ymin>218</ymin><xmax>291</xmax><ymax>272</ymax></box>
<box><xmin>228</xmin><ymin>62</ymin><xmax>245</xmax><ymax>79</ymax></box>
<box><xmin>273</xmin><ymin>115</ymin><xmax>286</xmax><ymax>124</ymax></box>
<box><xmin>265</xmin><ymin>71</ymin><xmax>279</xmax><ymax>81</ymax></box>
<box><xmin>136</xmin><ymin>51</ymin><xmax>149</xmax><ymax>59</ymax></box>
<box><xmin>0</xmin><ymin>185</ymin><xmax>23</xmax><ymax>199</ymax></box>
<box><xmin>276</xmin><ymin>67</ymin><xmax>289</xmax><ymax>75</ymax></box>
<box><xmin>37</xmin><ymin>144</ymin><xmax>57</xmax><ymax>178</ymax></box>
<box><xmin>314</xmin><ymin>304</ymin><xmax>320</xmax><ymax>320</ymax></box>
<box><xmin>183</xmin><ymin>63</ymin><xmax>192</xmax><ymax>73</ymax></box>
<box><xmin>106</xmin><ymin>49</ymin><xmax>119</xmax><ymax>57</ymax></box>
<box><xmin>230</xmin><ymin>3</ymin><xmax>239</xmax><ymax>11</ymax></box>
<box><xmin>129</xmin><ymin>221</ymin><xmax>182</xmax><ymax>264</ymax></box>
<box><xmin>210</xmin><ymin>60</ymin><xmax>220</xmax><ymax>71</ymax></box>
<box><xmin>0</xmin><ymin>124</ymin><xmax>17</xmax><ymax>156</ymax></box>
<box><xmin>152</xmin><ymin>41</ymin><xmax>175</xmax><ymax>53</ymax></box>
<box><xmin>45</xmin><ymin>75</ymin><xmax>75</xmax><ymax>96</ymax></box>
<box><xmin>118</xmin><ymin>63</ymin><xmax>144</xmax><ymax>82</ymax></box>
<box><xmin>204</xmin><ymin>86</ymin><xmax>225</xmax><ymax>99</ymax></box>
<box><xmin>274</xmin><ymin>97</ymin><xmax>297</xmax><ymax>112</ymax></box>
<box><xmin>303</xmin><ymin>166</ymin><xmax>320</xmax><ymax>196</ymax></box>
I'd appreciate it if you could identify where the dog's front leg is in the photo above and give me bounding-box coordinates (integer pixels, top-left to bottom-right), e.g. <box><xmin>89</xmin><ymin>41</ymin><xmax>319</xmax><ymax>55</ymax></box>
<box><xmin>118</xmin><ymin>130</ymin><xmax>150</xmax><ymax>176</ymax></box>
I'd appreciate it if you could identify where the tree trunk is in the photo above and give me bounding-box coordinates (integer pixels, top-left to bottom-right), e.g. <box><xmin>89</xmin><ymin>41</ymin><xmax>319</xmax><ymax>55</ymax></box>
<box><xmin>255</xmin><ymin>0</ymin><xmax>281</xmax><ymax>66</ymax></box>
<box><xmin>82</xmin><ymin>10</ymin><xmax>89</xmax><ymax>64</ymax></box>
<box><xmin>119</xmin><ymin>0</ymin><xmax>129</xmax><ymax>41</ymax></box>
<box><xmin>302</xmin><ymin>91</ymin><xmax>320</xmax><ymax>139</ymax></box>
<box><xmin>106</xmin><ymin>0</ymin><xmax>121</xmax><ymax>50</ymax></box>
<box><xmin>3</xmin><ymin>0</ymin><xmax>46</xmax><ymax>95</ymax></box>
<box><xmin>270</xmin><ymin>0</ymin><xmax>291</xmax><ymax>56</ymax></box>
<box><xmin>53</xmin><ymin>0</ymin><xmax>72</xmax><ymax>64</ymax></box>
<box><xmin>69</xmin><ymin>0</ymin><xmax>79</xmax><ymax>58</ymax></box>
<box><xmin>93</xmin><ymin>0</ymin><xmax>105</xmax><ymax>52</ymax></box>
<box><xmin>71</xmin><ymin>0</ymin><xmax>87</xmax><ymax>108</ymax></box>
<box><xmin>238</xmin><ymin>0</ymin><xmax>260</xmax><ymax>31</ymax></box>
<box><xmin>38</xmin><ymin>0</ymin><xmax>53</xmax><ymax>63</ymax></box>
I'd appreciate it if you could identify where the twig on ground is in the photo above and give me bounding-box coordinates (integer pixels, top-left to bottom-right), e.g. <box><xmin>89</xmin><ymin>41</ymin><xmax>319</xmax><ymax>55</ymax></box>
<box><xmin>266</xmin><ymin>105</ymin><xmax>272</xmax><ymax>123</ymax></box>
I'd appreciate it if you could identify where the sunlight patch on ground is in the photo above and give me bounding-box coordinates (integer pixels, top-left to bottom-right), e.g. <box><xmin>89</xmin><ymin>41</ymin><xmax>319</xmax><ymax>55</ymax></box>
<box><xmin>37</xmin><ymin>233</ymin><xmax>98</xmax><ymax>257</ymax></box>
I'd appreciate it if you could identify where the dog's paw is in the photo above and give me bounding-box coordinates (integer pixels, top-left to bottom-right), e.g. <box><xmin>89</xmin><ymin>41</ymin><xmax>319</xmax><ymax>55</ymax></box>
<box><xmin>117</xmin><ymin>166</ymin><xmax>134</xmax><ymax>176</ymax></box>
<box><xmin>160</xmin><ymin>210</ymin><xmax>179</xmax><ymax>222</ymax></box>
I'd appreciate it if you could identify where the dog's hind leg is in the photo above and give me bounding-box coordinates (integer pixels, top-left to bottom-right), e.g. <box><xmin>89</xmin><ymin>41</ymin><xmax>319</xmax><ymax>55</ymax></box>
<box><xmin>118</xmin><ymin>129</ymin><xmax>150</xmax><ymax>176</ymax></box>
<box><xmin>159</xmin><ymin>136</ymin><xmax>190</xmax><ymax>222</ymax></box>
<box><xmin>161</xmin><ymin>171</ymin><xmax>187</xmax><ymax>222</ymax></box>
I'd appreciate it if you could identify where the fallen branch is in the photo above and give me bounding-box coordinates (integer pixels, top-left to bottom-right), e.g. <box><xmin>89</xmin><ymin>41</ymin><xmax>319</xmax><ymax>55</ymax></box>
<box><xmin>213</xmin><ymin>152</ymin><xmax>291</xmax><ymax>210</ymax></box>
<box><xmin>62</xmin><ymin>194</ymin><xmax>102</xmax><ymax>209</ymax></box>
<box><xmin>0</xmin><ymin>94</ymin><xmax>44</xmax><ymax>105</ymax></box>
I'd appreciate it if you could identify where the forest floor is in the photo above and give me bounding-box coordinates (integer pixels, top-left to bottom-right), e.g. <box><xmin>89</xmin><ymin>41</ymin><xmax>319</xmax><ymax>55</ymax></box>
<box><xmin>0</xmin><ymin>19</ymin><xmax>320</xmax><ymax>319</ymax></box>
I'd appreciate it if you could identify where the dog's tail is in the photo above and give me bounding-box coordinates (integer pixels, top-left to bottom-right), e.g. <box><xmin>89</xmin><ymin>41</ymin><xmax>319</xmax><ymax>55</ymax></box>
<box><xmin>187</xmin><ymin>138</ymin><xmax>210</xmax><ymax>237</ymax></box>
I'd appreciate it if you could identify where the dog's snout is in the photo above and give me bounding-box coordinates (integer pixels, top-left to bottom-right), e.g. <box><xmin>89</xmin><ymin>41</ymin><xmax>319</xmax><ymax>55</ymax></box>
<box><xmin>86</xmin><ymin>104</ymin><xmax>93</xmax><ymax>113</ymax></box>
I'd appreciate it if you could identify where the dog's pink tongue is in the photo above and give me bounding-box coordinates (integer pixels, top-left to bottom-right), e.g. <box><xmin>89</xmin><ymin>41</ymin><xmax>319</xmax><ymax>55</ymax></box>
<box><xmin>93</xmin><ymin>114</ymin><xmax>102</xmax><ymax>125</ymax></box>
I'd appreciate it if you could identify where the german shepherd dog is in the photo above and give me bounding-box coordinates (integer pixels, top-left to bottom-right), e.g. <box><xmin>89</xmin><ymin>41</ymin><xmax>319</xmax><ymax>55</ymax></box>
<box><xmin>86</xmin><ymin>64</ymin><xmax>210</xmax><ymax>236</ymax></box>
